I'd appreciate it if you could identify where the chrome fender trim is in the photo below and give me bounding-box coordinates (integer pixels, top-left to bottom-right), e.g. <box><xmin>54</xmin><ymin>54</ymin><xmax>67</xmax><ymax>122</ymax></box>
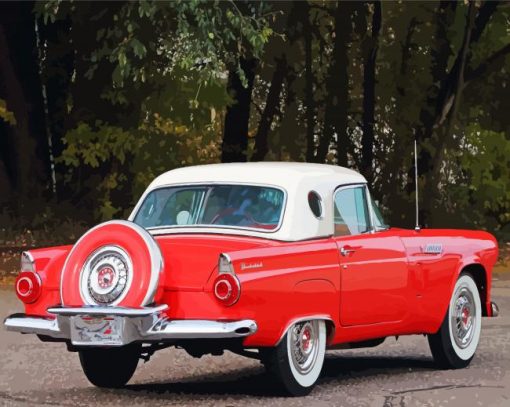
<box><xmin>276</xmin><ymin>314</ymin><xmax>335</xmax><ymax>345</ymax></box>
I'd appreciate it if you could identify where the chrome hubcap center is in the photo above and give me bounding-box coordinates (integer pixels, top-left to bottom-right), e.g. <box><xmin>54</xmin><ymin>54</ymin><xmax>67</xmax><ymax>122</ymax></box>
<box><xmin>98</xmin><ymin>266</ymin><xmax>115</xmax><ymax>289</ymax></box>
<box><xmin>301</xmin><ymin>328</ymin><xmax>311</xmax><ymax>352</ymax></box>
<box><xmin>461</xmin><ymin>307</ymin><xmax>470</xmax><ymax>328</ymax></box>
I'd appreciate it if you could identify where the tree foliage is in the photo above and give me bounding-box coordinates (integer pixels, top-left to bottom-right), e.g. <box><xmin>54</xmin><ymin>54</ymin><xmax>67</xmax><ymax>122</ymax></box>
<box><xmin>0</xmin><ymin>0</ymin><xmax>509</xmax><ymax>241</ymax></box>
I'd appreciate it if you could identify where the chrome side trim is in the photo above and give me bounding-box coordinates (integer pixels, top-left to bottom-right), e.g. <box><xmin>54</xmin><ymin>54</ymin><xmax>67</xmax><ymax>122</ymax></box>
<box><xmin>48</xmin><ymin>304</ymin><xmax>168</xmax><ymax>317</ymax></box>
<box><xmin>276</xmin><ymin>314</ymin><xmax>335</xmax><ymax>345</ymax></box>
<box><xmin>491</xmin><ymin>301</ymin><xmax>500</xmax><ymax>317</ymax></box>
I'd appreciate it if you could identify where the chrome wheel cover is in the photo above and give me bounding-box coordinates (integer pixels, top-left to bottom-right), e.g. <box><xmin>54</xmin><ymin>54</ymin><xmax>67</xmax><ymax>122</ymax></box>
<box><xmin>289</xmin><ymin>321</ymin><xmax>320</xmax><ymax>375</ymax></box>
<box><xmin>80</xmin><ymin>246</ymin><xmax>133</xmax><ymax>305</ymax></box>
<box><xmin>451</xmin><ymin>286</ymin><xmax>476</xmax><ymax>349</ymax></box>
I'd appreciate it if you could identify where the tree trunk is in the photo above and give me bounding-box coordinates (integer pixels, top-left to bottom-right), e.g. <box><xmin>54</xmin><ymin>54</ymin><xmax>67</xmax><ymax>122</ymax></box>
<box><xmin>37</xmin><ymin>14</ymin><xmax>74</xmax><ymax>198</ymax></box>
<box><xmin>409</xmin><ymin>1</ymin><xmax>457</xmax><ymax>225</ymax></box>
<box><xmin>418</xmin><ymin>1</ymin><xmax>499</xmax><ymax>224</ymax></box>
<box><xmin>252</xmin><ymin>57</ymin><xmax>286</xmax><ymax>161</ymax></box>
<box><xmin>429</xmin><ymin>2</ymin><xmax>476</xmax><ymax>189</ymax></box>
<box><xmin>62</xmin><ymin>2</ymin><xmax>141</xmax><ymax>214</ymax></box>
<box><xmin>361</xmin><ymin>1</ymin><xmax>382</xmax><ymax>184</ymax></box>
<box><xmin>0</xmin><ymin>2</ymin><xmax>50</xmax><ymax>207</ymax></box>
<box><xmin>303</xmin><ymin>2</ymin><xmax>315</xmax><ymax>162</ymax></box>
<box><xmin>69</xmin><ymin>2</ymin><xmax>134</xmax><ymax>127</ymax></box>
<box><xmin>221</xmin><ymin>58</ymin><xmax>256</xmax><ymax>163</ymax></box>
<box><xmin>315</xmin><ymin>2</ymin><xmax>360</xmax><ymax>165</ymax></box>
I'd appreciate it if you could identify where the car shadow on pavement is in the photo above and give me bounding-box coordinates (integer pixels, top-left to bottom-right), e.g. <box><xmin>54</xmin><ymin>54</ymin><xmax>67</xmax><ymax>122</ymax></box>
<box><xmin>121</xmin><ymin>355</ymin><xmax>436</xmax><ymax>398</ymax></box>
<box><xmin>321</xmin><ymin>354</ymin><xmax>435</xmax><ymax>380</ymax></box>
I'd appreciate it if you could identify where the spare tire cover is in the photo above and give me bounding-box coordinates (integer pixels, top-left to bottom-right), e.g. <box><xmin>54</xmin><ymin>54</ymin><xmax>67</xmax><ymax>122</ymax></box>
<box><xmin>61</xmin><ymin>220</ymin><xmax>163</xmax><ymax>307</ymax></box>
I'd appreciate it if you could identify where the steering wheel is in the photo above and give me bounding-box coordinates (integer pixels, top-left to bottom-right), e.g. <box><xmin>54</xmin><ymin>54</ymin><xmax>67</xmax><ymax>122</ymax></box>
<box><xmin>211</xmin><ymin>209</ymin><xmax>255</xmax><ymax>225</ymax></box>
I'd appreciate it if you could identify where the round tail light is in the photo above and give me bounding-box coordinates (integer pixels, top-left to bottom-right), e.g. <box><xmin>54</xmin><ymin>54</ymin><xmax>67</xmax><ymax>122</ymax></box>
<box><xmin>15</xmin><ymin>271</ymin><xmax>42</xmax><ymax>304</ymax></box>
<box><xmin>213</xmin><ymin>273</ymin><xmax>240</xmax><ymax>306</ymax></box>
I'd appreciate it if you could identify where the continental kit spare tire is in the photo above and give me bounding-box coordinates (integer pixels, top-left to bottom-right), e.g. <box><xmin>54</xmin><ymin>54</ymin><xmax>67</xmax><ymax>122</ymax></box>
<box><xmin>60</xmin><ymin>220</ymin><xmax>163</xmax><ymax>307</ymax></box>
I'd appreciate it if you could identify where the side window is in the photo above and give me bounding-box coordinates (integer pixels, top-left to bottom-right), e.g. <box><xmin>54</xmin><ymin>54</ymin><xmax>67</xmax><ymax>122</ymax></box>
<box><xmin>334</xmin><ymin>186</ymin><xmax>370</xmax><ymax>236</ymax></box>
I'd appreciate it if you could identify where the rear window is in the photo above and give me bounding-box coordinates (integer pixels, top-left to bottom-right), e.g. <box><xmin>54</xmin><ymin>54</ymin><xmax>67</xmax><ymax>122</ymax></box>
<box><xmin>134</xmin><ymin>184</ymin><xmax>285</xmax><ymax>232</ymax></box>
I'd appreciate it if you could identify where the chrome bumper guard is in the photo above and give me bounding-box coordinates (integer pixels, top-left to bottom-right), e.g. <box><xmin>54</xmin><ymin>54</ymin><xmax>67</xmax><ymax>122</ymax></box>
<box><xmin>4</xmin><ymin>305</ymin><xmax>258</xmax><ymax>346</ymax></box>
<box><xmin>490</xmin><ymin>301</ymin><xmax>500</xmax><ymax>317</ymax></box>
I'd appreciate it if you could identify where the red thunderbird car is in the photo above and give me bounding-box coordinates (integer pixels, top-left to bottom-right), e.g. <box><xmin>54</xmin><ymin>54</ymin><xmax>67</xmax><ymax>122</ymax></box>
<box><xmin>4</xmin><ymin>162</ymin><xmax>500</xmax><ymax>395</ymax></box>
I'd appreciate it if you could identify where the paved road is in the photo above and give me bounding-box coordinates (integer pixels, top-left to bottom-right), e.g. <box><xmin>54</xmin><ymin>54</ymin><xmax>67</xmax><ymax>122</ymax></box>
<box><xmin>1</xmin><ymin>282</ymin><xmax>509</xmax><ymax>407</ymax></box>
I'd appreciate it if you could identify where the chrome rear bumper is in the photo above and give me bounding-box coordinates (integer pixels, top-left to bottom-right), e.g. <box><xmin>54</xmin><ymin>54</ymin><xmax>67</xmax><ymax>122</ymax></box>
<box><xmin>4</xmin><ymin>305</ymin><xmax>257</xmax><ymax>346</ymax></box>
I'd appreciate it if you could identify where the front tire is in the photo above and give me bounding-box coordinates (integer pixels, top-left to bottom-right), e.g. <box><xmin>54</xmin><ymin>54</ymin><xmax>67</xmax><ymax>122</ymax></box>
<box><xmin>79</xmin><ymin>343</ymin><xmax>141</xmax><ymax>388</ymax></box>
<box><xmin>428</xmin><ymin>274</ymin><xmax>482</xmax><ymax>369</ymax></box>
<box><xmin>262</xmin><ymin>320</ymin><xmax>326</xmax><ymax>396</ymax></box>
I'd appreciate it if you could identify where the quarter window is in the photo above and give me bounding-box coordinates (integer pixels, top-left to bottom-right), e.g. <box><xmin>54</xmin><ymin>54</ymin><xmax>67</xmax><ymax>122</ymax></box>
<box><xmin>308</xmin><ymin>191</ymin><xmax>322</xmax><ymax>218</ymax></box>
<box><xmin>369</xmin><ymin>193</ymin><xmax>389</xmax><ymax>230</ymax></box>
<box><xmin>334</xmin><ymin>186</ymin><xmax>370</xmax><ymax>236</ymax></box>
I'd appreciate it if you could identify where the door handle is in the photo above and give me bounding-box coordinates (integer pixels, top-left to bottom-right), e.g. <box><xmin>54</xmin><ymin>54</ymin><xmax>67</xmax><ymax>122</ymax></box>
<box><xmin>340</xmin><ymin>246</ymin><xmax>356</xmax><ymax>257</ymax></box>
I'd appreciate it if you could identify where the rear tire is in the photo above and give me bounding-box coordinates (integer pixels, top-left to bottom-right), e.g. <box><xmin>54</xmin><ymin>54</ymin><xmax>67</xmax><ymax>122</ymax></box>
<box><xmin>428</xmin><ymin>274</ymin><xmax>481</xmax><ymax>369</ymax></box>
<box><xmin>262</xmin><ymin>320</ymin><xmax>326</xmax><ymax>396</ymax></box>
<box><xmin>79</xmin><ymin>343</ymin><xmax>141</xmax><ymax>388</ymax></box>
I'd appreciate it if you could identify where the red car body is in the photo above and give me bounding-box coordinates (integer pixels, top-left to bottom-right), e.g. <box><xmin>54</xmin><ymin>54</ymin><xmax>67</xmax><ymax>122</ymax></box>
<box><xmin>18</xmin><ymin>227</ymin><xmax>498</xmax><ymax>347</ymax></box>
<box><xmin>4</xmin><ymin>162</ymin><xmax>500</xmax><ymax>395</ymax></box>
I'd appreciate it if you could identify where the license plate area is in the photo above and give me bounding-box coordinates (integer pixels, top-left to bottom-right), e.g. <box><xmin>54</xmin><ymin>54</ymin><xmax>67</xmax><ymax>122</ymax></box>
<box><xmin>70</xmin><ymin>315</ymin><xmax>124</xmax><ymax>346</ymax></box>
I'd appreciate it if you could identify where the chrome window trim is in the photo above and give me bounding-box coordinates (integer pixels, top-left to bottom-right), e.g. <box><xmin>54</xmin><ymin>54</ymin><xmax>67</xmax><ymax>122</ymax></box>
<box><xmin>365</xmin><ymin>185</ymin><xmax>377</xmax><ymax>234</ymax></box>
<box><xmin>365</xmin><ymin>187</ymin><xmax>389</xmax><ymax>232</ymax></box>
<box><xmin>132</xmin><ymin>182</ymin><xmax>288</xmax><ymax>234</ymax></box>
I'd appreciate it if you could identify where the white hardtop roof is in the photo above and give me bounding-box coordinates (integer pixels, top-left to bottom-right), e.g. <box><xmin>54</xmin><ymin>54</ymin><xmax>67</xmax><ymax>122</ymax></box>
<box><xmin>131</xmin><ymin>162</ymin><xmax>367</xmax><ymax>241</ymax></box>
<box><xmin>148</xmin><ymin>162</ymin><xmax>366</xmax><ymax>189</ymax></box>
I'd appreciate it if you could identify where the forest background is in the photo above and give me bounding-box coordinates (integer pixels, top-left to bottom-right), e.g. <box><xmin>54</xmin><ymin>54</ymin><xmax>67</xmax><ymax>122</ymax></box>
<box><xmin>1</xmin><ymin>1</ymin><xmax>509</xmax><ymax>279</ymax></box>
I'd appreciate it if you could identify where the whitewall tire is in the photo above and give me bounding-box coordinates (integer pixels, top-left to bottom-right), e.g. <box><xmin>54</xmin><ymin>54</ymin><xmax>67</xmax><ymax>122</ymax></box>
<box><xmin>428</xmin><ymin>274</ymin><xmax>482</xmax><ymax>369</ymax></box>
<box><xmin>262</xmin><ymin>319</ymin><xmax>326</xmax><ymax>396</ymax></box>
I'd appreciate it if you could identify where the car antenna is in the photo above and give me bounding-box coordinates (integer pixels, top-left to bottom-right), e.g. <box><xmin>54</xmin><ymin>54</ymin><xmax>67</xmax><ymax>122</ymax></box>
<box><xmin>414</xmin><ymin>139</ymin><xmax>421</xmax><ymax>232</ymax></box>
